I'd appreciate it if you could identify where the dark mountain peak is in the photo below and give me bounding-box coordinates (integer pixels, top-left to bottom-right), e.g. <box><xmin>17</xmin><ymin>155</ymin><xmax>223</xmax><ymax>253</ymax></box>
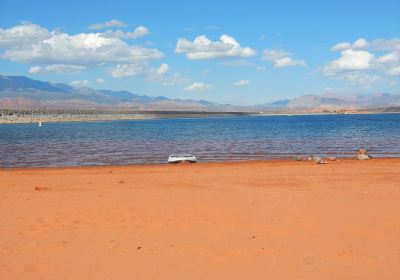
<box><xmin>0</xmin><ymin>75</ymin><xmax>70</xmax><ymax>93</ymax></box>
<box><xmin>265</xmin><ymin>99</ymin><xmax>290</xmax><ymax>108</ymax></box>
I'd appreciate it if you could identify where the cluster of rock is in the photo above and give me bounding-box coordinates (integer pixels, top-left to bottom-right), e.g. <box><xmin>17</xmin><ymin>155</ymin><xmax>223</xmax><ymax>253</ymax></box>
<box><xmin>356</xmin><ymin>149</ymin><xmax>372</xmax><ymax>160</ymax></box>
<box><xmin>295</xmin><ymin>149</ymin><xmax>373</xmax><ymax>163</ymax></box>
<box><xmin>295</xmin><ymin>155</ymin><xmax>332</xmax><ymax>164</ymax></box>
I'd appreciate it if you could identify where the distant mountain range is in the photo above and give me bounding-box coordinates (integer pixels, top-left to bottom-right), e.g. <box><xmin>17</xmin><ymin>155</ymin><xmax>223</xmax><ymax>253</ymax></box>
<box><xmin>260</xmin><ymin>93</ymin><xmax>400</xmax><ymax>112</ymax></box>
<box><xmin>0</xmin><ymin>75</ymin><xmax>232</xmax><ymax>111</ymax></box>
<box><xmin>1</xmin><ymin>75</ymin><xmax>400</xmax><ymax>112</ymax></box>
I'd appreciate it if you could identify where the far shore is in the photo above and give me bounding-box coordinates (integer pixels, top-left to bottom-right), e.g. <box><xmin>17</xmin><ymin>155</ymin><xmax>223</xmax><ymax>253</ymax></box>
<box><xmin>1</xmin><ymin>110</ymin><xmax>253</xmax><ymax>124</ymax></box>
<box><xmin>1</xmin><ymin>158</ymin><xmax>399</xmax><ymax>279</ymax></box>
<box><xmin>1</xmin><ymin>108</ymin><xmax>396</xmax><ymax>124</ymax></box>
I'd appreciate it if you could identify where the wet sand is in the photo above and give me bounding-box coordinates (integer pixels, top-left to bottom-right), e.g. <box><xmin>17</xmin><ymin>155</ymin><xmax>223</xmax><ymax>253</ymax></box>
<box><xmin>1</xmin><ymin>159</ymin><xmax>399</xmax><ymax>279</ymax></box>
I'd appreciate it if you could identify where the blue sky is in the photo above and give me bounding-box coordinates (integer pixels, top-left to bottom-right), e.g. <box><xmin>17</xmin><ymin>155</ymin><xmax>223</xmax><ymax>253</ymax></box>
<box><xmin>0</xmin><ymin>0</ymin><xmax>399</xmax><ymax>105</ymax></box>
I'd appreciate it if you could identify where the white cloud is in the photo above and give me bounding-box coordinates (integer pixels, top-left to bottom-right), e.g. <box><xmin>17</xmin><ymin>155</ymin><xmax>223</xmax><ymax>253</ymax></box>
<box><xmin>0</xmin><ymin>22</ymin><xmax>51</xmax><ymax>47</ymax></box>
<box><xmin>146</xmin><ymin>63</ymin><xmax>187</xmax><ymax>86</ymax></box>
<box><xmin>324</xmin><ymin>37</ymin><xmax>400</xmax><ymax>86</ymax></box>
<box><xmin>96</xmin><ymin>78</ymin><xmax>105</xmax><ymax>84</ymax></box>
<box><xmin>352</xmin><ymin>38</ymin><xmax>369</xmax><ymax>49</ymax></box>
<box><xmin>103</xmin><ymin>26</ymin><xmax>150</xmax><ymax>39</ymax></box>
<box><xmin>151</xmin><ymin>64</ymin><xmax>184</xmax><ymax>85</ymax></box>
<box><xmin>372</xmin><ymin>38</ymin><xmax>400</xmax><ymax>51</ymax></box>
<box><xmin>376</xmin><ymin>50</ymin><xmax>400</xmax><ymax>75</ymax></box>
<box><xmin>28</xmin><ymin>66</ymin><xmax>42</xmax><ymax>74</ymax></box>
<box><xmin>233</xmin><ymin>80</ymin><xmax>250</xmax><ymax>87</ymax></box>
<box><xmin>111</xmin><ymin>62</ymin><xmax>167</xmax><ymax>79</ymax></box>
<box><xmin>262</xmin><ymin>49</ymin><xmax>306</xmax><ymax>67</ymax></box>
<box><xmin>111</xmin><ymin>62</ymin><xmax>189</xmax><ymax>87</ymax></box>
<box><xmin>27</xmin><ymin>64</ymin><xmax>86</xmax><ymax>74</ymax></box>
<box><xmin>184</xmin><ymin>82</ymin><xmax>213</xmax><ymax>91</ymax></box>
<box><xmin>324</xmin><ymin>49</ymin><xmax>374</xmax><ymax>74</ymax></box>
<box><xmin>376</xmin><ymin>51</ymin><xmax>399</xmax><ymax>64</ymax></box>
<box><xmin>156</xmin><ymin>63</ymin><xmax>169</xmax><ymax>75</ymax></box>
<box><xmin>89</xmin><ymin>19</ymin><xmax>127</xmax><ymax>30</ymax></box>
<box><xmin>330</xmin><ymin>42</ymin><xmax>351</xmax><ymax>51</ymax></box>
<box><xmin>46</xmin><ymin>64</ymin><xmax>86</xmax><ymax>73</ymax></box>
<box><xmin>0</xmin><ymin>23</ymin><xmax>163</xmax><ymax>69</ymax></box>
<box><xmin>71</xmin><ymin>80</ymin><xmax>91</xmax><ymax>87</ymax></box>
<box><xmin>175</xmin><ymin>34</ymin><xmax>255</xmax><ymax>60</ymax></box>
<box><xmin>112</xmin><ymin>63</ymin><xmax>146</xmax><ymax>78</ymax></box>
<box><xmin>330</xmin><ymin>38</ymin><xmax>369</xmax><ymax>52</ymax></box>
<box><xmin>336</xmin><ymin>72</ymin><xmax>383</xmax><ymax>86</ymax></box>
<box><xmin>387</xmin><ymin>66</ymin><xmax>400</xmax><ymax>75</ymax></box>
<box><xmin>329</xmin><ymin>38</ymin><xmax>400</xmax><ymax>82</ymax></box>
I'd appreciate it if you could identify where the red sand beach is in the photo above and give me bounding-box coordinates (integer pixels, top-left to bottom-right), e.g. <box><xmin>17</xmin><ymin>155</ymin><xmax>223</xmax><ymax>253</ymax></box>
<box><xmin>1</xmin><ymin>159</ymin><xmax>399</xmax><ymax>279</ymax></box>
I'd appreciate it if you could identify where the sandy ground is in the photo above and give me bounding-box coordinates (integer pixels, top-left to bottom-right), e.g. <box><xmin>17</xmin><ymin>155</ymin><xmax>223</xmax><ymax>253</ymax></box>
<box><xmin>0</xmin><ymin>159</ymin><xmax>399</xmax><ymax>280</ymax></box>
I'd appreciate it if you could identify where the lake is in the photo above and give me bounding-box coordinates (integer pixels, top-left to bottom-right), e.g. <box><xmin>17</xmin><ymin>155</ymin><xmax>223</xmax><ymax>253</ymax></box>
<box><xmin>1</xmin><ymin>114</ymin><xmax>399</xmax><ymax>167</ymax></box>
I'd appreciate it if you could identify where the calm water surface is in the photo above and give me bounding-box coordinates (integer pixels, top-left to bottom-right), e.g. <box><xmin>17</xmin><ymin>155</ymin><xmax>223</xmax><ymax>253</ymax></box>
<box><xmin>1</xmin><ymin>114</ymin><xmax>399</xmax><ymax>167</ymax></box>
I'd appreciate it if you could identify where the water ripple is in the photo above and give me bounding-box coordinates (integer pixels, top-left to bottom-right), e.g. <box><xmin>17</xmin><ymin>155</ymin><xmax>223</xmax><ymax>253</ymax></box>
<box><xmin>1</xmin><ymin>114</ymin><xmax>400</xmax><ymax>167</ymax></box>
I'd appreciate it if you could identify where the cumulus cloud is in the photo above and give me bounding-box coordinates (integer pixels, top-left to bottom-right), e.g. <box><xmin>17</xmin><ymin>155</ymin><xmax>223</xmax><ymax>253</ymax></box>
<box><xmin>352</xmin><ymin>38</ymin><xmax>369</xmax><ymax>49</ymax></box>
<box><xmin>111</xmin><ymin>62</ymin><xmax>168</xmax><ymax>79</ymax></box>
<box><xmin>2</xmin><ymin>32</ymin><xmax>162</xmax><ymax>65</ymax></box>
<box><xmin>324</xmin><ymin>49</ymin><xmax>374</xmax><ymax>74</ymax></box>
<box><xmin>0</xmin><ymin>22</ymin><xmax>50</xmax><ymax>47</ymax></box>
<box><xmin>376</xmin><ymin>50</ymin><xmax>400</xmax><ymax>75</ymax></box>
<box><xmin>46</xmin><ymin>64</ymin><xmax>86</xmax><ymax>73</ymax></box>
<box><xmin>28</xmin><ymin>64</ymin><xmax>86</xmax><ymax>74</ymax></box>
<box><xmin>146</xmin><ymin>63</ymin><xmax>187</xmax><ymax>86</ymax></box>
<box><xmin>184</xmin><ymin>82</ymin><xmax>213</xmax><ymax>91</ymax></box>
<box><xmin>0</xmin><ymin>22</ymin><xmax>162</xmax><ymax>73</ymax></box>
<box><xmin>334</xmin><ymin>72</ymin><xmax>383</xmax><ymax>86</ymax></box>
<box><xmin>233</xmin><ymin>79</ymin><xmax>250</xmax><ymax>87</ymax></box>
<box><xmin>111</xmin><ymin>62</ymin><xmax>186</xmax><ymax>86</ymax></box>
<box><xmin>324</xmin><ymin>37</ymin><xmax>400</xmax><ymax>85</ymax></box>
<box><xmin>371</xmin><ymin>38</ymin><xmax>400</xmax><ymax>51</ymax></box>
<box><xmin>262</xmin><ymin>49</ymin><xmax>306</xmax><ymax>67</ymax></box>
<box><xmin>386</xmin><ymin>66</ymin><xmax>400</xmax><ymax>75</ymax></box>
<box><xmin>103</xmin><ymin>26</ymin><xmax>150</xmax><ymax>39</ymax></box>
<box><xmin>89</xmin><ymin>19</ymin><xmax>127</xmax><ymax>30</ymax></box>
<box><xmin>330</xmin><ymin>42</ymin><xmax>351</xmax><ymax>52</ymax></box>
<box><xmin>330</xmin><ymin>38</ymin><xmax>369</xmax><ymax>51</ymax></box>
<box><xmin>175</xmin><ymin>34</ymin><xmax>255</xmax><ymax>60</ymax></box>
<box><xmin>111</xmin><ymin>61</ymin><xmax>187</xmax><ymax>86</ymax></box>
<box><xmin>112</xmin><ymin>63</ymin><xmax>146</xmax><ymax>78</ymax></box>
<box><xmin>156</xmin><ymin>63</ymin><xmax>169</xmax><ymax>75</ymax></box>
<box><xmin>96</xmin><ymin>78</ymin><xmax>106</xmax><ymax>84</ymax></box>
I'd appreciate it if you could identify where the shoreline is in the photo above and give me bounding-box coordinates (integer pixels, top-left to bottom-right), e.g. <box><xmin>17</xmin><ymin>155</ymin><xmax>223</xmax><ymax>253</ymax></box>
<box><xmin>2</xmin><ymin>109</ymin><xmax>398</xmax><ymax>124</ymax></box>
<box><xmin>2</xmin><ymin>157</ymin><xmax>400</xmax><ymax>170</ymax></box>
<box><xmin>1</xmin><ymin>110</ymin><xmax>252</xmax><ymax>124</ymax></box>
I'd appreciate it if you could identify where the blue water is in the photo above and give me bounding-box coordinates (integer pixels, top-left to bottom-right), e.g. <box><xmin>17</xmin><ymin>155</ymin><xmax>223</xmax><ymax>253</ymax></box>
<box><xmin>1</xmin><ymin>114</ymin><xmax>399</xmax><ymax>167</ymax></box>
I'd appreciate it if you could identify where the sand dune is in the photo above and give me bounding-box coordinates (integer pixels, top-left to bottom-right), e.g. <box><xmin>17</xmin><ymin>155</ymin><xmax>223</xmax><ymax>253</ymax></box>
<box><xmin>1</xmin><ymin>159</ymin><xmax>399</xmax><ymax>279</ymax></box>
